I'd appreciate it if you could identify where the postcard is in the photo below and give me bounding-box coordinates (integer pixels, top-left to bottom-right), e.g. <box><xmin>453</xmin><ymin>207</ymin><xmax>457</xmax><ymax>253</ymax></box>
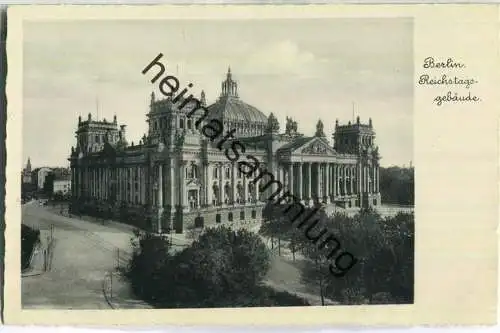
<box><xmin>3</xmin><ymin>4</ymin><xmax>499</xmax><ymax>326</ymax></box>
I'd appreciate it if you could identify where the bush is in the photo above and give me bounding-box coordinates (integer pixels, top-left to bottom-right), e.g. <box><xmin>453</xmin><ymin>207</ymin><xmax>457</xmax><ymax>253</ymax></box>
<box><xmin>125</xmin><ymin>229</ymin><xmax>172</xmax><ymax>302</ymax></box>
<box><xmin>124</xmin><ymin>226</ymin><xmax>308</xmax><ymax>308</ymax></box>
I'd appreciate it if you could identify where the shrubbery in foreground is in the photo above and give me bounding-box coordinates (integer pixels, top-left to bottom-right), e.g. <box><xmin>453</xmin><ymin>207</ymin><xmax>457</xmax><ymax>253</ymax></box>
<box><xmin>21</xmin><ymin>224</ymin><xmax>40</xmax><ymax>270</ymax></box>
<box><xmin>261</xmin><ymin>204</ymin><xmax>414</xmax><ymax>305</ymax></box>
<box><xmin>125</xmin><ymin>226</ymin><xmax>310</xmax><ymax>308</ymax></box>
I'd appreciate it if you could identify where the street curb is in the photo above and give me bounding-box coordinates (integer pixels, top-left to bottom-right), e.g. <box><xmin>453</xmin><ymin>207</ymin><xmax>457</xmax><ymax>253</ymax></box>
<box><xmin>102</xmin><ymin>271</ymin><xmax>116</xmax><ymax>309</ymax></box>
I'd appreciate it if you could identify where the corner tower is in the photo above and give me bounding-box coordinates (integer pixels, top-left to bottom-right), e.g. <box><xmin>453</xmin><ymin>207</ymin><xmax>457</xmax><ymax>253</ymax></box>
<box><xmin>333</xmin><ymin>116</ymin><xmax>376</xmax><ymax>154</ymax></box>
<box><xmin>75</xmin><ymin>113</ymin><xmax>121</xmax><ymax>154</ymax></box>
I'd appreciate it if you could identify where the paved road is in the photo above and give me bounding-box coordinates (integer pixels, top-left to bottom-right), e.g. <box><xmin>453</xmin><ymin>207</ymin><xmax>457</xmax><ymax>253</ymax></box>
<box><xmin>21</xmin><ymin>202</ymin><xmax>135</xmax><ymax>309</ymax></box>
<box><xmin>21</xmin><ymin>201</ymin><xmax>336</xmax><ymax>308</ymax></box>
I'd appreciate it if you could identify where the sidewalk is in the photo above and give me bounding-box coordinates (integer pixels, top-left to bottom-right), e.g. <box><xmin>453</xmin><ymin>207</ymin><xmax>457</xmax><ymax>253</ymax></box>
<box><xmin>102</xmin><ymin>271</ymin><xmax>153</xmax><ymax>309</ymax></box>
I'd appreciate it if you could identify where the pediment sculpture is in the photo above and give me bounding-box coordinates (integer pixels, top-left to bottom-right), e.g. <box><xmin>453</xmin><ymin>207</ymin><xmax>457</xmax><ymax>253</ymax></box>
<box><xmin>301</xmin><ymin>141</ymin><xmax>328</xmax><ymax>155</ymax></box>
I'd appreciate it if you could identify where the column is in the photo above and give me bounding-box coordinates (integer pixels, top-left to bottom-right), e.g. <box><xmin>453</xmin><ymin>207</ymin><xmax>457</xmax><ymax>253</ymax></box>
<box><xmin>123</xmin><ymin>167</ymin><xmax>127</xmax><ymax>202</ymax></box>
<box><xmin>231</xmin><ymin>162</ymin><xmax>236</xmax><ymax>204</ymax></box>
<box><xmin>168</xmin><ymin>162</ymin><xmax>173</xmax><ymax>207</ymax></box>
<box><xmin>334</xmin><ymin>164</ymin><xmax>338</xmax><ymax>198</ymax></box>
<box><xmin>332</xmin><ymin>164</ymin><xmax>336</xmax><ymax>198</ymax></box>
<box><xmin>101</xmin><ymin>168</ymin><xmax>104</xmax><ymax>199</ymax></box>
<box><xmin>306</xmin><ymin>163</ymin><xmax>311</xmax><ymax>199</ymax></box>
<box><xmin>103</xmin><ymin>168</ymin><xmax>107</xmax><ymax>199</ymax></box>
<box><xmin>350</xmin><ymin>166</ymin><xmax>354</xmax><ymax>195</ymax></box>
<box><xmin>219</xmin><ymin>164</ymin><xmax>224</xmax><ymax>204</ymax></box>
<box><xmin>345</xmin><ymin>167</ymin><xmax>349</xmax><ymax>196</ymax></box>
<box><xmin>325</xmin><ymin>163</ymin><xmax>330</xmax><ymax>202</ymax></box>
<box><xmin>331</xmin><ymin>164</ymin><xmax>335</xmax><ymax>198</ymax></box>
<box><xmin>358</xmin><ymin>164</ymin><xmax>362</xmax><ymax>195</ymax></box>
<box><xmin>298</xmin><ymin>163</ymin><xmax>303</xmax><ymax>200</ymax></box>
<box><xmin>363</xmin><ymin>166</ymin><xmax>368</xmax><ymax>193</ymax></box>
<box><xmin>281</xmin><ymin>164</ymin><xmax>286</xmax><ymax>186</ymax></box>
<box><xmin>205</xmin><ymin>164</ymin><xmax>210</xmax><ymax>206</ymax></box>
<box><xmin>158</xmin><ymin>164</ymin><xmax>163</xmax><ymax>207</ymax></box>
<box><xmin>343</xmin><ymin>165</ymin><xmax>347</xmax><ymax>196</ymax></box>
<box><xmin>376</xmin><ymin>166</ymin><xmax>380</xmax><ymax>192</ymax></box>
<box><xmin>288</xmin><ymin>163</ymin><xmax>294</xmax><ymax>194</ymax></box>
<box><xmin>179</xmin><ymin>161</ymin><xmax>186</xmax><ymax>208</ymax></box>
<box><xmin>243</xmin><ymin>171</ymin><xmax>248</xmax><ymax>203</ymax></box>
<box><xmin>89</xmin><ymin>168</ymin><xmax>92</xmax><ymax>197</ymax></box>
<box><xmin>106</xmin><ymin>168</ymin><xmax>109</xmax><ymax>199</ymax></box>
<box><xmin>316</xmin><ymin>163</ymin><xmax>321</xmax><ymax>199</ymax></box>
<box><xmin>372</xmin><ymin>166</ymin><xmax>376</xmax><ymax>193</ymax></box>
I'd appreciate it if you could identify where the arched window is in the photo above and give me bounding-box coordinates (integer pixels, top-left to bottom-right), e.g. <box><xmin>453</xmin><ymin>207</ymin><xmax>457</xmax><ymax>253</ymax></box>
<box><xmin>179</xmin><ymin>118</ymin><xmax>185</xmax><ymax>129</ymax></box>
<box><xmin>187</xmin><ymin>119</ymin><xmax>192</xmax><ymax>129</ymax></box>
<box><xmin>240</xmin><ymin>211</ymin><xmax>245</xmax><ymax>220</ymax></box>
<box><xmin>216</xmin><ymin>214</ymin><xmax>221</xmax><ymax>223</ymax></box>
<box><xmin>225</xmin><ymin>167</ymin><xmax>231</xmax><ymax>179</ymax></box>
<box><xmin>195</xmin><ymin>216</ymin><xmax>204</xmax><ymax>228</ymax></box>
<box><xmin>213</xmin><ymin>167</ymin><xmax>218</xmax><ymax>179</ymax></box>
<box><xmin>251</xmin><ymin>210</ymin><xmax>257</xmax><ymax>219</ymax></box>
<box><xmin>228</xmin><ymin>212</ymin><xmax>233</xmax><ymax>222</ymax></box>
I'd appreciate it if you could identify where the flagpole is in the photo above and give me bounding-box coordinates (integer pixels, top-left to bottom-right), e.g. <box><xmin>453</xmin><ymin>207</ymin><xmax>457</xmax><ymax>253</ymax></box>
<box><xmin>96</xmin><ymin>96</ymin><xmax>99</xmax><ymax>121</ymax></box>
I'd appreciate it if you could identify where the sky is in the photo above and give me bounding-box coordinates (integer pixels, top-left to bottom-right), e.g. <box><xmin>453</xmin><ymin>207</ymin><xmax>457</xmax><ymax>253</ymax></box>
<box><xmin>23</xmin><ymin>18</ymin><xmax>413</xmax><ymax>169</ymax></box>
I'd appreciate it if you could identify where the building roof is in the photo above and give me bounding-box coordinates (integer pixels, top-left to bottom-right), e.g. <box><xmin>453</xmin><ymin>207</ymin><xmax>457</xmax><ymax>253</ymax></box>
<box><xmin>206</xmin><ymin>68</ymin><xmax>268</xmax><ymax>125</ymax></box>
<box><xmin>277</xmin><ymin>136</ymin><xmax>313</xmax><ymax>152</ymax></box>
<box><xmin>207</xmin><ymin>96</ymin><xmax>268</xmax><ymax>124</ymax></box>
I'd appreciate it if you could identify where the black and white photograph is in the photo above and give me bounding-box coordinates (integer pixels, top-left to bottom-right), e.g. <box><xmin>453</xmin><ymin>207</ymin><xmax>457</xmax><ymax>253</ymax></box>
<box><xmin>5</xmin><ymin>4</ymin><xmax>498</xmax><ymax>327</ymax></box>
<box><xmin>18</xmin><ymin>17</ymin><xmax>415</xmax><ymax>310</ymax></box>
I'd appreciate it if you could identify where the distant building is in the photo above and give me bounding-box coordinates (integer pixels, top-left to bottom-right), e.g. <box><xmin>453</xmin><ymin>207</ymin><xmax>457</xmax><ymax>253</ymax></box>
<box><xmin>21</xmin><ymin>158</ymin><xmax>32</xmax><ymax>184</ymax></box>
<box><xmin>32</xmin><ymin>167</ymin><xmax>53</xmax><ymax>190</ymax></box>
<box><xmin>54</xmin><ymin>178</ymin><xmax>71</xmax><ymax>195</ymax></box>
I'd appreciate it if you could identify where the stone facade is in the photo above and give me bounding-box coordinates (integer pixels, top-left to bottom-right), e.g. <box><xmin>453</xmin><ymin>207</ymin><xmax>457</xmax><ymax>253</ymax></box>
<box><xmin>69</xmin><ymin>69</ymin><xmax>381</xmax><ymax>233</ymax></box>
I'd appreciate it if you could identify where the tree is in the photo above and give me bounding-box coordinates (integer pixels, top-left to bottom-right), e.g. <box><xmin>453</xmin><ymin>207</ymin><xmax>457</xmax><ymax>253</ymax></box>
<box><xmin>172</xmin><ymin>226</ymin><xmax>271</xmax><ymax>306</ymax></box>
<box><xmin>300</xmin><ymin>241</ymin><xmax>332</xmax><ymax>306</ymax></box>
<box><xmin>260</xmin><ymin>201</ymin><xmax>305</xmax><ymax>256</ymax></box>
<box><xmin>125</xmin><ymin>229</ymin><xmax>172</xmax><ymax>302</ymax></box>
<box><xmin>379</xmin><ymin>166</ymin><xmax>414</xmax><ymax>205</ymax></box>
<box><xmin>43</xmin><ymin>173</ymin><xmax>55</xmax><ymax>197</ymax></box>
<box><xmin>125</xmin><ymin>225</ymin><xmax>276</xmax><ymax>308</ymax></box>
<box><xmin>311</xmin><ymin>209</ymin><xmax>415</xmax><ymax>305</ymax></box>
